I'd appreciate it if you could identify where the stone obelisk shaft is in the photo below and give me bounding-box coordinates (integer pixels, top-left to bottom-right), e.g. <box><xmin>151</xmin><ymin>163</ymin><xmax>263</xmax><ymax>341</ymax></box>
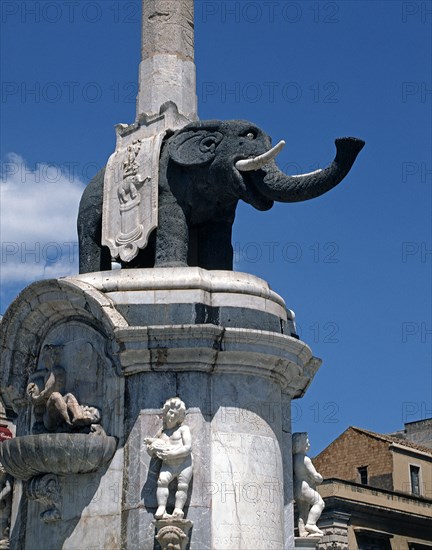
<box><xmin>137</xmin><ymin>0</ymin><xmax>197</xmax><ymax>121</ymax></box>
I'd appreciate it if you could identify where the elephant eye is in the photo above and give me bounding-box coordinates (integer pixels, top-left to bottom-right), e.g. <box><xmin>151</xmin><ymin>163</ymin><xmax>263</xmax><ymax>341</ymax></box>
<box><xmin>246</xmin><ymin>132</ymin><xmax>255</xmax><ymax>140</ymax></box>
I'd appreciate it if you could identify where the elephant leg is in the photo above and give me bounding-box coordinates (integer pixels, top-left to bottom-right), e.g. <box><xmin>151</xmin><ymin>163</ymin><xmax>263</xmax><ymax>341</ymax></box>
<box><xmin>197</xmin><ymin>221</ymin><xmax>234</xmax><ymax>270</ymax></box>
<box><xmin>155</xmin><ymin>203</ymin><xmax>189</xmax><ymax>267</ymax></box>
<box><xmin>77</xmin><ymin>206</ymin><xmax>111</xmax><ymax>273</ymax></box>
<box><xmin>77</xmin><ymin>168</ymin><xmax>111</xmax><ymax>273</ymax></box>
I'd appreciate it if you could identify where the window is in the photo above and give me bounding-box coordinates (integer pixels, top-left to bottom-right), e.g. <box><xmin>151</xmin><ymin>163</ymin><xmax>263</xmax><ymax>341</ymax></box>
<box><xmin>358</xmin><ymin>466</ymin><xmax>368</xmax><ymax>485</ymax></box>
<box><xmin>410</xmin><ymin>465</ymin><xmax>421</xmax><ymax>496</ymax></box>
<box><xmin>356</xmin><ymin>533</ymin><xmax>392</xmax><ymax>550</ymax></box>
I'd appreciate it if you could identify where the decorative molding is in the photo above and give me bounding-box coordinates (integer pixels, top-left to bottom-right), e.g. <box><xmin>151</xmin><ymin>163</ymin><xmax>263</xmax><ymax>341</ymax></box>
<box><xmin>26</xmin><ymin>474</ymin><xmax>61</xmax><ymax>523</ymax></box>
<box><xmin>115</xmin><ymin>324</ymin><xmax>320</xmax><ymax>398</ymax></box>
<box><xmin>155</xmin><ymin>518</ymin><xmax>193</xmax><ymax>550</ymax></box>
<box><xmin>71</xmin><ymin>267</ymin><xmax>287</xmax><ymax>310</ymax></box>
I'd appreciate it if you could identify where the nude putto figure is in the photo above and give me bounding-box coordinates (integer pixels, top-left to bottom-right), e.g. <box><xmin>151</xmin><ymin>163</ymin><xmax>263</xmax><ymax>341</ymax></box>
<box><xmin>293</xmin><ymin>432</ymin><xmax>325</xmax><ymax>537</ymax></box>
<box><xmin>145</xmin><ymin>397</ymin><xmax>193</xmax><ymax>519</ymax></box>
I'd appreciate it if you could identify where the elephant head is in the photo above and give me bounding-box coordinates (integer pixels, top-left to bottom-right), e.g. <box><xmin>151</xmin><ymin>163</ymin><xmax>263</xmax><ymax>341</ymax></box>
<box><xmin>163</xmin><ymin>120</ymin><xmax>364</xmax><ymax>211</ymax></box>
<box><xmin>78</xmin><ymin>119</ymin><xmax>364</xmax><ymax>272</ymax></box>
<box><xmin>164</xmin><ymin>120</ymin><xmax>279</xmax><ymax>212</ymax></box>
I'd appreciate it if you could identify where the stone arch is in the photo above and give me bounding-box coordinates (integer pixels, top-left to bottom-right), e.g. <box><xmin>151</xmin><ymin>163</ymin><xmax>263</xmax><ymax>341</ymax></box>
<box><xmin>0</xmin><ymin>278</ymin><xmax>128</xmax><ymax>413</ymax></box>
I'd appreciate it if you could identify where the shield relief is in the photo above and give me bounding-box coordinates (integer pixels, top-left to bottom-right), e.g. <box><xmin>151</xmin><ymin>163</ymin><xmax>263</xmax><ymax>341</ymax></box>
<box><xmin>102</xmin><ymin>131</ymin><xmax>164</xmax><ymax>263</ymax></box>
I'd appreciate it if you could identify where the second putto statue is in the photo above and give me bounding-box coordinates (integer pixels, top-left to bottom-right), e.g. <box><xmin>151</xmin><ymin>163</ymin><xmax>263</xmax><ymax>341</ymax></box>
<box><xmin>293</xmin><ymin>432</ymin><xmax>325</xmax><ymax>537</ymax></box>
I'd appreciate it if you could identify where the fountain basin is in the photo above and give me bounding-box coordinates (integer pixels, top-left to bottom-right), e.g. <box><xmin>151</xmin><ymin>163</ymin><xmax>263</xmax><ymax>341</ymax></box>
<box><xmin>0</xmin><ymin>433</ymin><xmax>117</xmax><ymax>480</ymax></box>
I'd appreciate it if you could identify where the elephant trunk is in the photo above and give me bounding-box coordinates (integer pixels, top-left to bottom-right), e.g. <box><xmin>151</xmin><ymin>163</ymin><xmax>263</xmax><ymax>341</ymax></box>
<box><xmin>245</xmin><ymin>137</ymin><xmax>365</xmax><ymax>203</ymax></box>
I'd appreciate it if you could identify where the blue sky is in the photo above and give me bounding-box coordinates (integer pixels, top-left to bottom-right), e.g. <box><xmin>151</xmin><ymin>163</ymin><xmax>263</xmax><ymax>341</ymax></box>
<box><xmin>1</xmin><ymin>1</ymin><xmax>431</xmax><ymax>454</ymax></box>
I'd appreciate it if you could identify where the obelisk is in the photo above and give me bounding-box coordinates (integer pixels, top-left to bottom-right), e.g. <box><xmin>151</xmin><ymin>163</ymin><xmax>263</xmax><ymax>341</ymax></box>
<box><xmin>102</xmin><ymin>0</ymin><xmax>198</xmax><ymax>265</ymax></box>
<box><xmin>137</xmin><ymin>0</ymin><xmax>198</xmax><ymax>121</ymax></box>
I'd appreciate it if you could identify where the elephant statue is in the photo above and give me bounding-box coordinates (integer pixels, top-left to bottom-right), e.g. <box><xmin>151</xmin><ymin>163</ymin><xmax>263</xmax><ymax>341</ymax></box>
<box><xmin>78</xmin><ymin>119</ymin><xmax>364</xmax><ymax>273</ymax></box>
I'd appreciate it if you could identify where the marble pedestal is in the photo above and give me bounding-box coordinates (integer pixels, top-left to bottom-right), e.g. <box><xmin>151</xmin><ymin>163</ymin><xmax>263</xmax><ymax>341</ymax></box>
<box><xmin>294</xmin><ymin>537</ymin><xmax>321</xmax><ymax>549</ymax></box>
<box><xmin>0</xmin><ymin>268</ymin><xmax>321</xmax><ymax>550</ymax></box>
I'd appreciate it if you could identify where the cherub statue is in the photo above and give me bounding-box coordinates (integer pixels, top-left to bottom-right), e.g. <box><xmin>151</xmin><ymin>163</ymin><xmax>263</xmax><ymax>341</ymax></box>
<box><xmin>293</xmin><ymin>432</ymin><xmax>325</xmax><ymax>537</ymax></box>
<box><xmin>26</xmin><ymin>344</ymin><xmax>102</xmax><ymax>434</ymax></box>
<box><xmin>145</xmin><ymin>397</ymin><xmax>193</xmax><ymax>520</ymax></box>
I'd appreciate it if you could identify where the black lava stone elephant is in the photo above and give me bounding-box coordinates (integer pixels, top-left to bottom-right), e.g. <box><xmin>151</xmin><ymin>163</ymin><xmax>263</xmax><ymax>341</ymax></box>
<box><xmin>78</xmin><ymin>120</ymin><xmax>364</xmax><ymax>272</ymax></box>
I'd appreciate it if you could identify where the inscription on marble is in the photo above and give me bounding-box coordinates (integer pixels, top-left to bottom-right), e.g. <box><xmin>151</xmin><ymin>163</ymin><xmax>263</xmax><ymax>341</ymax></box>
<box><xmin>211</xmin><ymin>431</ymin><xmax>284</xmax><ymax>549</ymax></box>
<box><xmin>214</xmin><ymin>523</ymin><xmax>282</xmax><ymax>550</ymax></box>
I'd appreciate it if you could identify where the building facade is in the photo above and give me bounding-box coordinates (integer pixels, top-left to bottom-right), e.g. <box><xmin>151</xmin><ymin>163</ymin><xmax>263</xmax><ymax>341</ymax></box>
<box><xmin>313</xmin><ymin>423</ymin><xmax>432</xmax><ymax>550</ymax></box>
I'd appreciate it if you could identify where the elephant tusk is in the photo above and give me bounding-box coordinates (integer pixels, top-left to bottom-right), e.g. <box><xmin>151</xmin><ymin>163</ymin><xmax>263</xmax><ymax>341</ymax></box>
<box><xmin>235</xmin><ymin>140</ymin><xmax>286</xmax><ymax>171</ymax></box>
<box><xmin>291</xmin><ymin>168</ymin><xmax>323</xmax><ymax>178</ymax></box>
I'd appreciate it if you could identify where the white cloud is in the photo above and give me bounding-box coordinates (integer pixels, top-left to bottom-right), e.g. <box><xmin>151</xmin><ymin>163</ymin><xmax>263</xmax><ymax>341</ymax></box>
<box><xmin>0</xmin><ymin>154</ymin><xmax>86</xmax><ymax>295</ymax></box>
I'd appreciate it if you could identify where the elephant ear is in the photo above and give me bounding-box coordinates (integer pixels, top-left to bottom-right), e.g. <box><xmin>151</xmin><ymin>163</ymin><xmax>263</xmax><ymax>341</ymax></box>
<box><xmin>169</xmin><ymin>130</ymin><xmax>223</xmax><ymax>166</ymax></box>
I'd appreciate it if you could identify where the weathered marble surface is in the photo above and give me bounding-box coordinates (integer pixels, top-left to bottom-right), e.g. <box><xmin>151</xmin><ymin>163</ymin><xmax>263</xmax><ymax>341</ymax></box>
<box><xmin>0</xmin><ymin>269</ymin><xmax>320</xmax><ymax>549</ymax></box>
<box><xmin>210</xmin><ymin>374</ymin><xmax>284</xmax><ymax>550</ymax></box>
<box><xmin>137</xmin><ymin>0</ymin><xmax>197</xmax><ymax>119</ymax></box>
<box><xmin>282</xmin><ymin>394</ymin><xmax>295</xmax><ymax>550</ymax></box>
<box><xmin>138</xmin><ymin>54</ymin><xmax>197</xmax><ymax>121</ymax></box>
<box><xmin>295</xmin><ymin>537</ymin><xmax>320</xmax><ymax>549</ymax></box>
<box><xmin>17</xmin><ymin>448</ymin><xmax>124</xmax><ymax>550</ymax></box>
<box><xmin>72</xmin><ymin>267</ymin><xmax>296</xmax><ymax>337</ymax></box>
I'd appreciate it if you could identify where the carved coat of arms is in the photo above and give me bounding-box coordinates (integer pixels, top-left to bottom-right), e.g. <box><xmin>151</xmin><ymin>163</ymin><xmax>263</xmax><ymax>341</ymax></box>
<box><xmin>102</xmin><ymin>131</ymin><xmax>164</xmax><ymax>263</ymax></box>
